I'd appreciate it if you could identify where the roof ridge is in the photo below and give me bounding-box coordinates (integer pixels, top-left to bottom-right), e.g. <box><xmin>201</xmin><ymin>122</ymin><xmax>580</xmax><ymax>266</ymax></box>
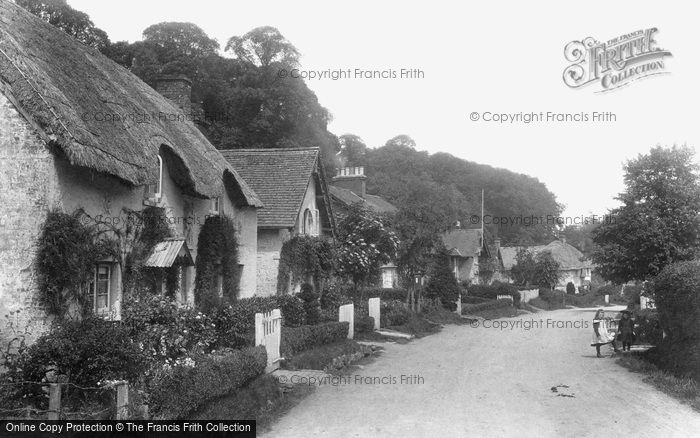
<box><xmin>220</xmin><ymin>147</ymin><xmax>320</xmax><ymax>153</ymax></box>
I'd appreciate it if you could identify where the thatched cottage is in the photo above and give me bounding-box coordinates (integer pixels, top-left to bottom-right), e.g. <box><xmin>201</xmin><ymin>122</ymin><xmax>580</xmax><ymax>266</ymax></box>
<box><xmin>221</xmin><ymin>148</ymin><xmax>336</xmax><ymax>296</ymax></box>
<box><xmin>0</xmin><ymin>1</ymin><xmax>262</xmax><ymax>346</ymax></box>
<box><xmin>497</xmin><ymin>238</ymin><xmax>593</xmax><ymax>290</ymax></box>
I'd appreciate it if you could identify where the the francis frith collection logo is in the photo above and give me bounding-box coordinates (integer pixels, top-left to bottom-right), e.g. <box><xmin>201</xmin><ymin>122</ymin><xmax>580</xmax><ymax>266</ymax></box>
<box><xmin>563</xmin><ymin>28</ymin><xmax>672</xmax><ymax>92</ymax></box>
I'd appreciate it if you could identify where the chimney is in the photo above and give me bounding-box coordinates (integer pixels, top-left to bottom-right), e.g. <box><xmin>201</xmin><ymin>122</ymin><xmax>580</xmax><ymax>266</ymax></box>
<box><xmin>332</xmin><ymin>166</ymin><xmax>366</xmax><ymax>198</ymax></box>
<box><xmin>154</xmin><ymin>75</ymin><xmax>192</xmax><ymax>115</ymax></box>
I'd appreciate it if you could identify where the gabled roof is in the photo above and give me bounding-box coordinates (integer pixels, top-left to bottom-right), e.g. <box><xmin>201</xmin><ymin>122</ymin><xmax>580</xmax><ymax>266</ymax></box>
<box><xmin>499</xmin><ymin>240</ymin><xmax>593</xmax><ymax>270</ymax></box>
<box><xmin>328</xmin><ymin>185</ymin><xmax>398</xmax><ymax>215</ymax></box>
<box><xmin>441</xmin><ymin>229</ymin><xmax>485</xmax><ymax>258</ymax></box>
<box><xmin>221</xmin><ymin>148</ymin><xmax>331</xmax><ymax>229</ymax></box>
<box><xmin>0</xmin><ymin>1</ymin><xmax>261</xmax><ymax>206</ymax></box>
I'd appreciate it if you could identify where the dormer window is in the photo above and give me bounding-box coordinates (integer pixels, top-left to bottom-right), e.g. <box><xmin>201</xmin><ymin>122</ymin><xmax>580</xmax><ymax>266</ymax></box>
<box><xmin>210</xmin><ymin>197</ymin><xmax>221</xmax><ymax>215</ymax></box>
<box><xmin>145</xmin><ymin>155</ymin><xmax>163</xmax><ymax>201</ymax></box>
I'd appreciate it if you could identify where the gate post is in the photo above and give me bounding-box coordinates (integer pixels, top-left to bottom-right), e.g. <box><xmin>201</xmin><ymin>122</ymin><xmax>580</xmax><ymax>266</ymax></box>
<box><xmin>368</xmin><ymin>298</ymin><xmax>380</xmax><ymax>330</ymax></box>
<box><xmin>339</xmin><ymin>303</ymin><xmax>354</xmax><ymax>339</ymax></box>
<box><xmin>255</xmin><ymin>309</ymin><xmax>281</xmax><ymax>372</ymax></box>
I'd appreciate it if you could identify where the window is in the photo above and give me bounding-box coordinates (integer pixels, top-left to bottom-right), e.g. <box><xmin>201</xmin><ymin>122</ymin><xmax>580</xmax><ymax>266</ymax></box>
<box><xmin>303</xmin><ymin>208</ymin><xmax>314</xmax><ymax>235</ymax></box>
<box><xmin>211</xmin><ymin>197</ymin><xmax>220</xmax><ymax>215</ymax></box>
<box><xmin>145</xmin><ymin>155</ymin><xmax>163</xmax><ymax>200</ymax></box>
<box><xmin>88</xmin><ymin>263</ymin><xmax>111</xmax><ymax>314</ymax></box>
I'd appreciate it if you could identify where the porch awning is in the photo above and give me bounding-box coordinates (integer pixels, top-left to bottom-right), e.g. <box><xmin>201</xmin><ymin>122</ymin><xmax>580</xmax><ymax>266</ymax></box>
<box><xmin>143</xmin><ymin>238</ymin><xmax>194</xmax><ymax>268</ymax></box>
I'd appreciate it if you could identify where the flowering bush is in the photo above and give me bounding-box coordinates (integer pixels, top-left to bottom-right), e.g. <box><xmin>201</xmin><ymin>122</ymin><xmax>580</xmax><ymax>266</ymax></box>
<box><xmin>122</xmin><ymin>294</ymin><xmax>217</xmax><ymax>363</ymax></box>
<box><xmin>336</xmin><ymin>204</ymin><xmax>399</xmax><ymax>287</ymax></box>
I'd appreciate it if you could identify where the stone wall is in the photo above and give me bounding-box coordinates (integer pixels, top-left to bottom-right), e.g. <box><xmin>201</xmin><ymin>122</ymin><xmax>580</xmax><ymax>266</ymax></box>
<box><xmin>256</xmin><ymin>228</ymin><xmax>288</xmax><ymax>296</ymax></box>
<box><xmin>0</xmin><ymin>92</ymin><xmax>59</xmax><ymax>348</ymax></box>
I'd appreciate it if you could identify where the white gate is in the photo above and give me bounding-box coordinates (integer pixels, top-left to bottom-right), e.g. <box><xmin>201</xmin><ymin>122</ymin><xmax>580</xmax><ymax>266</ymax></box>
<box><xmin>368</xmin><ymin>297</ymin><xmax>381</xmax><ymax>330</ymax></box>
<box><xmin>339</xmin><ymin>303</ymin><xmax>354</xmax><ymax>339</ymax></box>
<box><xmin>255</xmin><ymin>308</ymin><xmax>281</xmax><ymax>372</ymax></box>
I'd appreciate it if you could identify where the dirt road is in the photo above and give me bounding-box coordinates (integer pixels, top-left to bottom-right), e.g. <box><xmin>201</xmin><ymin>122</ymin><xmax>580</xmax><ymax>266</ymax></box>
<box><xmin>262</xmin><ymin>306</ymin><xmax>700</xmax><ymax>437</ymax></box>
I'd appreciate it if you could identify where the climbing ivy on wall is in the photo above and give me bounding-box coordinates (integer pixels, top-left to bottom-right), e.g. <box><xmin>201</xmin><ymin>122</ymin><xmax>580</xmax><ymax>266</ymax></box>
<box><xmin>36</xmin><ymin>209</ymin><xmax>111</xmax><ymax>317</ymax></box>
<box><xmin>277</xmin><ymin>235</ymin><xmax>335</xmax><ymax>294</ymax></box>
<box><xmin>194</xmin><ymin>215</ymin><xmax>239</xmax><ymax>311</ymax></box>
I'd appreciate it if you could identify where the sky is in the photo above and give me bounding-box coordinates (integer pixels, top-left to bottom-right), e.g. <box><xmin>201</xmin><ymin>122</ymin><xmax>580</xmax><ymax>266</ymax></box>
<box><xmin>70</xmin><ymin>0</ymin><xmax>699</xmax><ymax>219</ymax></box>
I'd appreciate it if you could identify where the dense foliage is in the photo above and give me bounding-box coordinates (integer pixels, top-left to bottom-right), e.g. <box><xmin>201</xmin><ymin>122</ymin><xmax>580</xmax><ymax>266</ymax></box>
<box><xmin>122</xmin><ymin>295</ymin><xmax>217</xmax><ymax>363</ymax></box>
<box><xmin>10</xmin><ymin>318</ymin><xmax>146</xmax><ymax>389</ymax></box>
<box><xmin>194</xmin><ymin>215</ymin><xmax>239</xmax><ymax>311</ymax></box>
<box><xmin>277</xmin><ymin>236</ymin><xmax>335</xmax><ymax>294</ymax></box>
<box><xmin>148</xmin><ymin>347</ymin><xmax>266</xmax><ymax>419</ymax></box>
<box><xmin>592</xmin><ymin>146</ymin><xmax>700</xmax><ymax>283</ymax></box>
<box><xmin>280</xmin><ymin>322</ymin><xmax>350</xmax><ymax>356</ymax></box>
<box><xmin>299</xmin><ymin>284</ymin><xmax>321</xmax><ymax>325</ymax></box>
<box><xmin>650</xmin><ymin>261</ymin><xmax>700</xmax><ymax>344</ymax></box>
<box><xmin>210</xmin><ymin>295</ymin><xmax>306</xmax><ymax>349</ymax></box>
<box><xmin>510</xmin><ymin>249</ymin><xmax>560</xmax><ymax>289</ymax></box>
<box><xmin>424</xmin><ymin>248</ymin><xmax>461</xmax><ymax>310</ymax></box>
<box><xmin>36</xmin><ymin>210</ymin><xmax>109</xmax><ymax>317</ymax></box>
<box><xmin>336</xmin><ymin>204</ymin><xmax>399</xmax><ymax>287</ymax></box>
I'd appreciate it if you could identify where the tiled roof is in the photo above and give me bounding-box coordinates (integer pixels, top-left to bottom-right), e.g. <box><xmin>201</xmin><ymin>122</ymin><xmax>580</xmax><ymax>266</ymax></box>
<box><xmin>220</xmin><ymin>148</ymin><xmax>320</xmax><ymax>228</ymax></box>
<box><xmin>441</xmin><ymin>229</ymin><xmax>483</xmax><ymax>258</ymax></box>
<box><xmin>328</xmin><ymin>186</ymin><xmax>398</xmax><ymax>214</ymax></box>
<box><xmin>499</xmin><ymin>240</ymin><xmax>593</xmax><ymax>270</ymax></box>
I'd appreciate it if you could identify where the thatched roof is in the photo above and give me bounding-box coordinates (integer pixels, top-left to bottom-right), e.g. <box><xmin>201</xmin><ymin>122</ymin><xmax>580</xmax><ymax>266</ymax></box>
<box><xmin>0</xmin><ymin>1</ymin><xmax>261</xmax><ymax>206</ymax></box>
<box><xmin>500</xmin><ymin>240</ymin><xmax>593</xmax><ymax>271</ymax></box>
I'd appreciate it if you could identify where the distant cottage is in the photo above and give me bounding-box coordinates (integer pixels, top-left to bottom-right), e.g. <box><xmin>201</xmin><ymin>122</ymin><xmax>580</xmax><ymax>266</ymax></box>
<box><xmin>221</xmin><ymin>148</ymin><xmax>337</xmax><ymax>296</ymax></box>
<box><xmin>0</xmin><ymin>1</ymin><xmax>262</xmax><ymax>346</ymax></box>
<box><xmin>497</xmin><ymin>238</ymin><xmax>593</xmax><ymax>290</ymax></box>
<box><xmin>441</xmin><ymin>228</ymin><xmax>491</xmax><ymax>284</ymax></box>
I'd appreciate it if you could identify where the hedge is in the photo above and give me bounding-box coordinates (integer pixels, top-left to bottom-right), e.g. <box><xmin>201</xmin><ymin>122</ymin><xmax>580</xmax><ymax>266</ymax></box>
<box><xmin>467</xmin><ymin>282</ymin><xmax>521</xmax><ymax>307</ymax></box>
<box><xmin>211</xmin><ymin>295</ymin><xmax>306</xmax><ymax>349</ymax></box>
<box><xmin>149</xmin><ymin>346</ymin><xmax>267</xmax><ymax>419</ymax></box>
<box><xmin>462</xmin><ymin>299</ymin><xmax>512</xmax><ymax>314</ymax></box>
<box><xmin>280</xmin><ymin>322</ymin><xmax>350</xmax><ymax>356</ymax></box>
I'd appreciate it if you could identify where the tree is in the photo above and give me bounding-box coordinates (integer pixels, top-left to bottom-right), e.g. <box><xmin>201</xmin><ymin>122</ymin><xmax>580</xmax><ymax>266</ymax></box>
<box><xmin>336</xmin><ymin>204</ymin><xmax>399</xmax><ymax>288</ymax></box>
<box><xmin>385</xmin><ymin>134</ymin><xmax>417</xmax><ymax>149</ymax></box>
<box><xmin>425</xmin><ymin>247</ymin><xmax>461</xmax><ymax>310</ymax></box>
<box><xmin>16</xmin><ymin>0</ymin><xmax>109</xmax><ymax>49</ymax></box>
<box><xmin>510</xmin><ymin>249</ymin><xmax>560</xmax><ymax>289</ymax></box>
<box><xmin>338</xmin><ymin>134</ymin><xmax>368</xmax><ymax>167</ymax></box>
<box><xmin>592</xmin><ymin>145</ymin><xmax>700</xmax><ymax>283</ymax></box>
<box><xmin>225</xmin><ymin>26</ymin><xmax>300</xmax><ymax>68</ymax></box>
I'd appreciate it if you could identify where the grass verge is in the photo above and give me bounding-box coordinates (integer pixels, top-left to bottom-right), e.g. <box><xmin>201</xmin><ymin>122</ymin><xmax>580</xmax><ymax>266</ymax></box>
<box><xmin>282</xmin><ymin>340</ymin><xmax>366</xmax><ymax>371</ymax></box>
<box><xmin>617</xmin><ymin>351</ymin><xmax>700</xmax><ymax>412</ymax></box>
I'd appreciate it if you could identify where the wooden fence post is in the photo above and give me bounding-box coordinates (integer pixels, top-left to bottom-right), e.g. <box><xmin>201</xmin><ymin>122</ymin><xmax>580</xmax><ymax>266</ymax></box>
<box><xmin>48</xmin><ymin>383</ymin><xmax>61</xmax><ymax>420</ymax></box>
<box><xmin>368</xmin><ymin>298</ymin><xmax>381</xmax><ymax>330</ymax></box>
<box><xmin>116</xmin><ymin>382</ymin><xmax>129</xmax><ymax>420</ymax></box>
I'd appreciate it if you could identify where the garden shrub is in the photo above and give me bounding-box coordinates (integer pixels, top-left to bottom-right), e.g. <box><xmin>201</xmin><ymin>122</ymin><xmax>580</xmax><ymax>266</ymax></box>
<box><xmin>15</xmin><ymin>318</ymin><xmax>146</xmax><ymax>386</ymax></box>
<box><xmin>594</xmin><ymin>283</ymin><xmax>621</xmax><ymax>297</ymax></box>
<box><xmin>299</xmin><ymin>283</ymin><xmax>321</xmax><ymax>325</ymax></box>
<box><xmin>122</xmin><ymin>294</ymin><xmax>217</xmax><ymax>362</ymax></box>
<box><xmin>380</xmin><ymin>300</ymin><xmax>412</xmax><ymax>327</ymax></box>
<box><xmin>277</xmin><ymin>235</ymin><xmax>335</xmax><ymax>294</ymax></box>
<box><xmin>320</xmin><ymin>284</ymin><xmax>352</xmax><ymax>310</ymax></box>
<box><xmin>468</xmin><ymin>282</ymin><xmax>520</xmax><ymax>306</ymax></box>
<box><xmin>566</xmin><ymin>282</ymin><xmax>576</xmax><ymax>294</ymax></box>
<box><xmin>148</xmin><ymin>346</ymin><xmax>266</xmax><ymax>419</ymax></box>
<box><xmin>280</xmin><ymin>322</ymin><xmax>350</xmax><ymax>356</ymax></box>
<box><xmin>210</xmin><ymin>295</ymin><xmax>306</xmax><ymax>349</ymax></box>
<box><xmin>354</xmin><ymin>287</ymin><xmax>407</xmax><ymax>302</ymax></box>
<box><xmin>355</xmin><ymin>315</ymin><xmax>375</xmax><ymax>333</ymax></box>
